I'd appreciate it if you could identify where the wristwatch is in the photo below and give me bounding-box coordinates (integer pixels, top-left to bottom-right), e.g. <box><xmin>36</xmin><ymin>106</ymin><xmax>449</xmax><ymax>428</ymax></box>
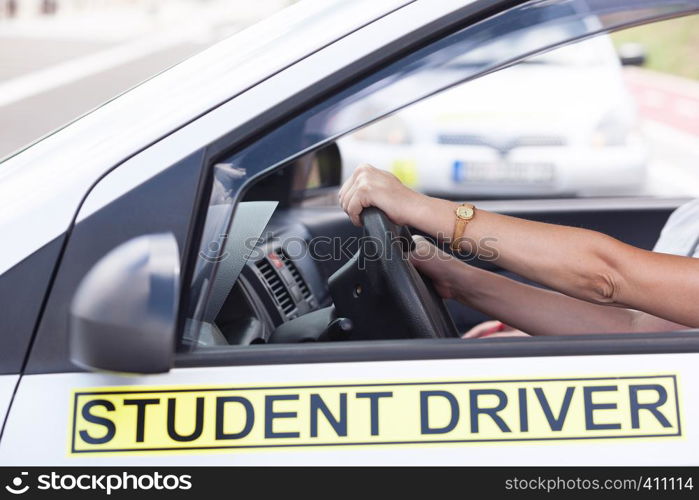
<box><xmin>451</xmin><ymin>203</ymin><xmax>476</xmax><ymax>251</ymax></box>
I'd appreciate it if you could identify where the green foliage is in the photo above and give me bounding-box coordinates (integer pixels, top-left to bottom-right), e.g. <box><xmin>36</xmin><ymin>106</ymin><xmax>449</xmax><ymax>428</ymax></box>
<box><xmin>612</xmin><ymin>15</ymin><xmax>699</xmax><ymax>80</ymax></box>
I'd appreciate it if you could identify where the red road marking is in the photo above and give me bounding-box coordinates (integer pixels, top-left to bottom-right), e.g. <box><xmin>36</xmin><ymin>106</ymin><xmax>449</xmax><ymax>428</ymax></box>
<box><xmin>624</xmin><ymin>69</ymin><xmax>699</xmax><ymax>137</ymax></box>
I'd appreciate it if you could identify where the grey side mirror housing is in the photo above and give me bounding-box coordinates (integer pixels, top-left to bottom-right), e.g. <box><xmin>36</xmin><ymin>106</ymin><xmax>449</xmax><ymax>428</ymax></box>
<box><xmin>70</xmin><ymin>233</ymin><xmax>180</xmax><ymax>374</ymax></box>
<box><xmin>314</xmin><ymin>142</ymin><xmax>343</xmax><ymax>189</ymax></box>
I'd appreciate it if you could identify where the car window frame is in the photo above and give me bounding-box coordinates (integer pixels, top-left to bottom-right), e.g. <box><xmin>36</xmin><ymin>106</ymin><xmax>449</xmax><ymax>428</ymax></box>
<box><xmin>176</xmin><ymin>0</ymin><xmax>699</xmax><ymax>367</ymax></box>
<box><xmin>19</xmin><ymin>0</ymin><xmax>536</xmax><ymax>376</ymax></box>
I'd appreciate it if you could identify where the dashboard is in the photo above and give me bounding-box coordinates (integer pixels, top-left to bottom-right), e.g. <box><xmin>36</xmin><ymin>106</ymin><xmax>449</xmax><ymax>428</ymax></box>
<box><xmin>213</xmin><ymin>207</ymin><xmax>360</xmax><ymax>345</ymax></box>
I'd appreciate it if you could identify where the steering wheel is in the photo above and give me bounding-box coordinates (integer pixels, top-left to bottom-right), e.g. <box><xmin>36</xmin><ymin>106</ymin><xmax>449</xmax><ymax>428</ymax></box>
<box><xmin>329</xmin><ymin>207</ymin><xmax>459</xmax><ymax>340</ymax></box>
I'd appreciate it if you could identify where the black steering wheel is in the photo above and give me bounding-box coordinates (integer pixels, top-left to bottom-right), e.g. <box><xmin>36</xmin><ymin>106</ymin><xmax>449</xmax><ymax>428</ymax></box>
<box><xmin>329</xmin><ymin>207</ymin><xmax>459</xmax><ymax>340</ymax></box>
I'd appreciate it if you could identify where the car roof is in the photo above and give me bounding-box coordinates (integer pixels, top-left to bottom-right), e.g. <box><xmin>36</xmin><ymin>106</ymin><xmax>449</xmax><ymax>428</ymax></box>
<box><xmin>0</xmin><ymin>0</ymin><xmax>412</xmax><ymax>274</ymax></box>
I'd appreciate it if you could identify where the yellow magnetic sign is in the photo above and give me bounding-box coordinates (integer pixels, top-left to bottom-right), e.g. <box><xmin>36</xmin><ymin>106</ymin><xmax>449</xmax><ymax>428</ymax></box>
<box><xmin>70</xmin><ymin>375</ymin><xmax>680</xmax><ymax>454</ymax></box>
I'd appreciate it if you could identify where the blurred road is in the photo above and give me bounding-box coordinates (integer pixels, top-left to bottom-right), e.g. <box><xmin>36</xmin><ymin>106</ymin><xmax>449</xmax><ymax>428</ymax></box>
<box><xmin>0</xmin><ymin>0</ymin><xmax>286</xmax><ymax>158</ymax></box>
<box><xmin>625</xmin><ymin>68</ymin><xmax>699</xmax><ymax>197</ymax></box>
<box><xmin>0</xmin><ymin>38</ymin><xmax>203</xmax><ymax>155</ymax></box>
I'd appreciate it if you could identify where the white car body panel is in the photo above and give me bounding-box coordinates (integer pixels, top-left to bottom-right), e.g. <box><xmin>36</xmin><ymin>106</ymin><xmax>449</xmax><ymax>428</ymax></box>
<box><xmin>0</xmin><ymin>376</ymin><xmax>19</xmax><ymax>429</ymax></box>
<box><xmin>1</xmin><ymin>353</ymin><xmax>695</xmax><ymax>465</ymax></box>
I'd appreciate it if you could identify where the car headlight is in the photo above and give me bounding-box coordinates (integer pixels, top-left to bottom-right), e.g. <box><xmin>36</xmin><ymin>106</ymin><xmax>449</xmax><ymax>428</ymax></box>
<box><xmin>590</xmin><ymin>110</ymin><xmax>631</xmax><ymax>148</ymax></box>
<box><xmin>352</xmin><ymin>115</ymin><xmax>412</xmax><ymax>145</ymax></box>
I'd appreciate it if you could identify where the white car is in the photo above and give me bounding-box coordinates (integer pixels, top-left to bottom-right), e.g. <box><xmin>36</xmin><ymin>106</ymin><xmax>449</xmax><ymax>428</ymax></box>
<box><xmin>0</xmin><ymin>0</ymin><xmax>697</xmax><ymax>472</ymax></box>
<box><xmin>339</xmin><ymin>34</ymin><xmax>647</xmax><ymax>198</ymax></box>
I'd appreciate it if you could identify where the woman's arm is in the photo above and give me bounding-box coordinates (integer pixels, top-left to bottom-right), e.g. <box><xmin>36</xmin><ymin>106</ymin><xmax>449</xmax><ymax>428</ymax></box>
<box><xmin>410</xmin><ymin>238</ymin><xmax>690</xmax><ymax>335</ymax></box>
<box><xmin>340</xmin><ymin>164</ymin><xmax>699</xmax><ymax>327</ymax></box>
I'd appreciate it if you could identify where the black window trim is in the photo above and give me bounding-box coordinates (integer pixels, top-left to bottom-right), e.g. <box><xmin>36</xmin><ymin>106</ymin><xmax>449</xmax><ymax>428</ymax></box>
<box><xmin>175</xmin><ymin>331</ymin><xmax>699</xmax><ymax>369</ymax></box>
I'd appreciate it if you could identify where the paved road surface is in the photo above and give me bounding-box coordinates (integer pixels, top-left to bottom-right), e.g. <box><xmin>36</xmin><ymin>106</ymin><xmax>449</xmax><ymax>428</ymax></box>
<box><xmin>625</xmin><ymin>68</ymin><xmax>699</xmax><ymax>137</ymax></box>
<box><xmin>624</xmin><ymin>68</ymin><xmax>699</xmax><ymax>198</ymax></box>
<box><xmin>0</xmin><ymin>1</ymin><xmax>278</xmax><ymax>158</ymax></box>
<box><xmin>0</xmin><ymin>37</ymin><xmax>113</xmax><ymax>81</ymax></box>
<box><xmin>0</xmin><ymin>37</ymin><xmax>202</xmax><ymax>156</ymax></box>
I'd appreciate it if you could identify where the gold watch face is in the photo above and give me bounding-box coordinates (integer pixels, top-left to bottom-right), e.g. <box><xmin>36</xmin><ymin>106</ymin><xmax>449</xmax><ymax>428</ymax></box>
<box><xmin>456</xmin><ymin>205</ymin><xmax>475</xmax><ymax>219</ymax></box>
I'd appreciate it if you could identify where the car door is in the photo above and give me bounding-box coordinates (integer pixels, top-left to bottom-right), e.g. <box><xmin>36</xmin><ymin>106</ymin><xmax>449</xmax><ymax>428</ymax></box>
<box><xmin>2</xmin><ymin>0</ymin><xmax>698</xmax><ymax>466</ymax></box>
<box><xmin>0</xmin><ymin>0</ymin><xmax>501</xmax><ymax>464</ymax></box>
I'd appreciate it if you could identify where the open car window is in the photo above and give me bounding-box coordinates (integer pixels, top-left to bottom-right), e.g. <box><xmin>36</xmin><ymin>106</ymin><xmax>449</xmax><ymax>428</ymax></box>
<box><xmin>183</xmin><ymin>0</ymin><xmax>699</xmax><ymax>350</ymax></box>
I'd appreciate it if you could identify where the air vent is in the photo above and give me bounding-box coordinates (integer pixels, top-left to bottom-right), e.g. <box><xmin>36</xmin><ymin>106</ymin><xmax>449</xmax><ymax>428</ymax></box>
<box><xmin>276</xmin><ymin>249</ymin><xmax>311</xmax><ymax>299</ymax></box>
<box><xmin>255</xmin><ymin>258</ymin><xmax>295</xmax><ymax>316</ymax></box>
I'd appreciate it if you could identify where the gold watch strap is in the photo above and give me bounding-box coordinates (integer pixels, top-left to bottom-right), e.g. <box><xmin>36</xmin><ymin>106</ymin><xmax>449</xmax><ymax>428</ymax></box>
<box><xmin>451</xmin><ymin>218</ymin><xmax>468</xmax><ymax>251</ymax></box>
<box><xmin>451</xmin><ymin>203</ymin><xmax>475</xmax><ymax>251</ymax></box>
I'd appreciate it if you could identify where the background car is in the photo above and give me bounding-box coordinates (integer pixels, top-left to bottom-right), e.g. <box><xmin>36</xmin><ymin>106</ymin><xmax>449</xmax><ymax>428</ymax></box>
<box><xmin>338</xmin><ymin>34</ymin><xmax>647</xmax><ymax>198</ymax></box>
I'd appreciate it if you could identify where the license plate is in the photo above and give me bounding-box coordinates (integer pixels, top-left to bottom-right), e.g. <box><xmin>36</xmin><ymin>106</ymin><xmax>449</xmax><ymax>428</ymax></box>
<box><xmin>452</xmin><ymin>160</ymin><xmax>554</xmax><ymax>184</ymax></box>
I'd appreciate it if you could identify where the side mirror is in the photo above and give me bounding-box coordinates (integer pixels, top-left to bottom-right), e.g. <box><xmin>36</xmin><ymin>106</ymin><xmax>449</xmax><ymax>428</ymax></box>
<box><xmin>70</xmin><ymin>233</ymin><xmax>180</xmax><ymax>374</ymax></box>
<box><xmin>618</xmin><ymin>43</ymin><xmax>646</xmax><ymax>66</ymax></box>
<box><xmin>314</xmin><ymin>142</ymin><xmax>343</xmax><ymax>188</ymax></box>
<box><xmin>288</xmin><ymin>143</ymin><xmax>343</xmax><ymax>203</ymax></box>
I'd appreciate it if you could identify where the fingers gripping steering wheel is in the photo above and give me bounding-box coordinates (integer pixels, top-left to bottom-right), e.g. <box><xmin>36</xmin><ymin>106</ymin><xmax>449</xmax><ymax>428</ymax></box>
<box><xmin>329</xmin><ymin>207</ymin><xmax>459</xmax><ymax>339</ymax></box>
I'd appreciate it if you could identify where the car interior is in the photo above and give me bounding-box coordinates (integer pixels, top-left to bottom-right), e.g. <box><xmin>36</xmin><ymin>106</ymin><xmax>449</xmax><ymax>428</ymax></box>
<box><xmin>179</xmin><ymin>7</ymin><xmax>699</xmax><ymax>352</ymax></box>
<box><xmin>182</xmin><ymin>141</ymin><xmax>687</xmax><ymax>349</ymax></box>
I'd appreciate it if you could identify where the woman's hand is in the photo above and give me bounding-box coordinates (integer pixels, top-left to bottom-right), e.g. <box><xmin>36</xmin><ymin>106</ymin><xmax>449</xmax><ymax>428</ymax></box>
<box><xmin>338</xmin><ymin>163</ymin><xmax>425</xmax><ymax>227</ymax></box>
<box><xmin>462</xmin><ymin>321</ymin><xmax>529</xmax><ymax>339</ymax></box>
